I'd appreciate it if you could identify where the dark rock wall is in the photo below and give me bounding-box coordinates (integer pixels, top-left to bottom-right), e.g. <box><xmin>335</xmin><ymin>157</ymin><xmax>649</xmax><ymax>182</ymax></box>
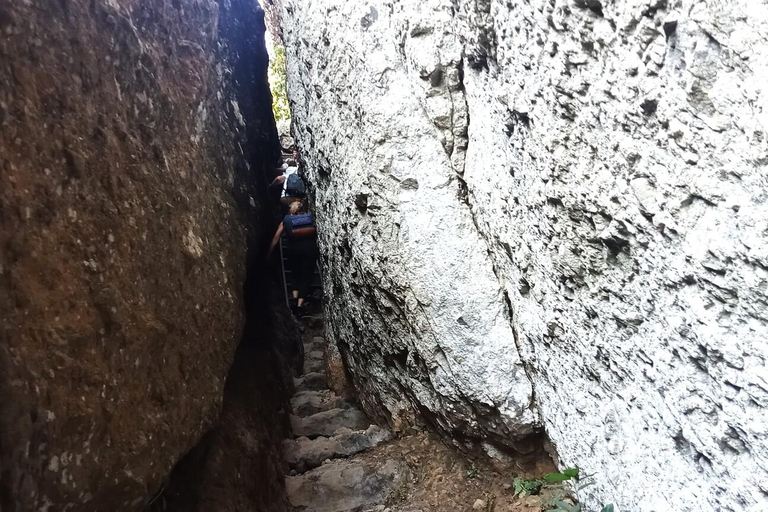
<box><xmin>0</xmin><ymin>0</ymin><xmax>280</xmax><ymax>510</ymax></box>
<box><xmin>157</xmin><ymin>283</ymin><xmax>300</xmax><ymax>512</ymax></box>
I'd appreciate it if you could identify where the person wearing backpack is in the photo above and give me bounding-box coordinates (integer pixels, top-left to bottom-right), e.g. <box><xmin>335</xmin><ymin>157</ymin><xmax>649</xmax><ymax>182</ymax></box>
<box><xmin>269</xmin><ymin>159</ymin><xmax>306</xmax><ymax>207</ymax></box>
<box><xmin>269</xmin><ymin>162</ymin><xmax>290</xmax><ymax>201</ymax></box>
<box><xmin>268</xmin><ymin>200</ymin><xmax>318</xmax><ymax>317</ymax></box>
<box><xmin>283</xmin><ymin>172</ymin><xmax>306</xmax><ymax>205</ymax></box>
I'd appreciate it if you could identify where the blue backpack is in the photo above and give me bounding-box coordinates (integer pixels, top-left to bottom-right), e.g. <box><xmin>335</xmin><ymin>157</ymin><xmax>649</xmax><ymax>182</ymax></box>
<box><xmin>284</xmin><ymin>213</ymin><xmax>315</xmax><ymax>237</ymax></box>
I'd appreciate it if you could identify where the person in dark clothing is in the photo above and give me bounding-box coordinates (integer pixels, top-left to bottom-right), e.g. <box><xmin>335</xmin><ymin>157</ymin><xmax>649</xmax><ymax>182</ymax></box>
<box><xmin>268</xmin><ymin>200</ymin><xmax>318</xmax><ymax>317</ymax></box>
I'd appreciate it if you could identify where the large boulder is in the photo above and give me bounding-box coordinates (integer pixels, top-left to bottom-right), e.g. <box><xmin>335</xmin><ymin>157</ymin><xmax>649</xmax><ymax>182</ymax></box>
<box><xmin>0</xmin><ymin>0</ymin><xmax>278</xmax><ymax>509</ymax></box>
<box><xmin>279</xmin><ymin>0</ymin><xmax>768</xmax><ymax>510</ymax></box>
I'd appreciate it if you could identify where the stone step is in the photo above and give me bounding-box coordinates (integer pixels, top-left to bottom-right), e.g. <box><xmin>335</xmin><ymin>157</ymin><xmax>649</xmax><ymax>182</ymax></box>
<box><xmin>291</xmin><ymin>390</ymin><xmax>349</xmax><ymax>417</ymax></box>
<box><xmin>303</xmin><ymin>340</ymin><xmax>323</xmax><ymax>354</ymax></box>
<box><xmin>304</xmin><ymin>358</ymin><xmax>324</xmax><ymax>375</ymax></box>
<box><xmin>285</xmin><ymin>458</ymin><xmax>410</xmax><ymax>512</ymax></box>
<box><xmin>305</xmin><ymin>349</ymin><xmax>324</xmax><ymax>362</ymax></box>
<box><xmin>283</xmin><ymin>425</ymin><xmax>393</xmax><ymax>473</ymax></box>
<box><xmin>304</xmin><ymin>350</ymin><xmax>325</xmax><ymax>374</ymax></box>
<box><xmin>304</xmin><ymin>335</ymin><xmax>325</xmax><ymax>347</ymax></box>
<box><xmin>293</xmin><ymin>372</ymin><xmax>327</xmax><ymax>392</ymax></box>
<box><xmin>291</xmin><ymin>408</ymin><xmax>370</xmax><ymax>438</ymax></box>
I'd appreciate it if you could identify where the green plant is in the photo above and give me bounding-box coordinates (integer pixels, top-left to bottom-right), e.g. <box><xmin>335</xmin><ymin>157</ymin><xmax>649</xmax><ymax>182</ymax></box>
<box><xmin>542</xmin><ymin>468</ymin><xmax>615</xmax><ymax>512</ymax></box>
<box><xmin>513</xmin><ymin>476</ymin><xmax>545</xmax><ymax>497</ymax></box>
<box><xmin>268</xmin><ymin>45</ymin><xmax>291</xmax><ymax>123</ymax></box>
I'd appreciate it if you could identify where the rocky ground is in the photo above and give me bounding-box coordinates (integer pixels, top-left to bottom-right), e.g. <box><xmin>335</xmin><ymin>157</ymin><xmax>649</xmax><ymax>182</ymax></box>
<box><xmin>284</xmin><ymin>318</ymin><xmax>556</xmax><ymax>512</ymax></box>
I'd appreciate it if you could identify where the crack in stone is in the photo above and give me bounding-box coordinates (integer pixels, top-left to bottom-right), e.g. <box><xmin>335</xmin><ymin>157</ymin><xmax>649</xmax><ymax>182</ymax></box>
<box><xmin>450</xmin><ymin>61</ymin><xmax>540</xmax><ymax>426</ymax></box>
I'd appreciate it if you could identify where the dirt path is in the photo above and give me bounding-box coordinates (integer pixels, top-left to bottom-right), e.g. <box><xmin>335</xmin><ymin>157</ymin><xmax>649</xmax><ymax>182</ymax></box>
<box><xmin>282</xmin><ymin>324</ymin><xmax>556</xmax><ymax>512</ymax></box>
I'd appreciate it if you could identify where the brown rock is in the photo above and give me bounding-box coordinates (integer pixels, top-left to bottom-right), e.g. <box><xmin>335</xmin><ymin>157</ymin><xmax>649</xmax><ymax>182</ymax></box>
<box><xmin>0</xmin><ymin>0</ymin><xmax>279</xmax><ymax>510</ymax></box>
<box><xmin>324</xmin><ymin>336</ymin><xmax>356</xmax><ymax>401</ymax></box>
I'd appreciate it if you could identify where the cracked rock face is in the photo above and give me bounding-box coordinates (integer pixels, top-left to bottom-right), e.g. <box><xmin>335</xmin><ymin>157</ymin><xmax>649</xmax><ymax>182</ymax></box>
<box><xmin>282</xmin><ymin>0</ymin><xmax>539</xmax><ymax>450</ymax></box>
<box><xmin>280</xmin><ymin>0</ymin><xmax>768</xmax><ymax>510</ymax></box>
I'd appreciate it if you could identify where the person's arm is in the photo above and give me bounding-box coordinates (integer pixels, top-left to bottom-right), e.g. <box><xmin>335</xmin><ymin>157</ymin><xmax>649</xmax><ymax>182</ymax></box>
<box><xmin>267</xmin><ymin>223</ymin><xmax>284</xmax><ymax>258</ymax></box>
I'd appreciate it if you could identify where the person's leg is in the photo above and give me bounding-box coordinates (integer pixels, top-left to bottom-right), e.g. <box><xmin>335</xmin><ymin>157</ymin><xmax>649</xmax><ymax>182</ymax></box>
<box><xmin>285</xmin><ymin>243</ymin><xmax>301</xmax><ymax>311</ymax></box>
<box><xmin>291</xmin><ymin>246</ymin><xmax>311</xmax><ymax>314</ymax></box>
<box><xmin>296</xmin><ymin>245</ymin><xmax>317</xmax><ymax>307</ymax></box>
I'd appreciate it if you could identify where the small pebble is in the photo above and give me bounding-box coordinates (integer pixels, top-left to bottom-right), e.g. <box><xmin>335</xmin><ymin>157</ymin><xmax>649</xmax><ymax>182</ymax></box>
<box><xmin>473</xmin><ymin>498</ymin><xmax>485</xmax><ymax>510</ymax></box>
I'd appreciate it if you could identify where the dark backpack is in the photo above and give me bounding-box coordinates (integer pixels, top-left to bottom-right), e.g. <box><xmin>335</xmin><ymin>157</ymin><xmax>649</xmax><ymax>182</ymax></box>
<box><xmin>284</xmin><ymin>213</ymin><xmax>315</xmax><ymax>238</ymax></box>
<box><xmin>285</xmin><ymin>173</ymin><xmax>306</xmax><ymax>197</ymax></box>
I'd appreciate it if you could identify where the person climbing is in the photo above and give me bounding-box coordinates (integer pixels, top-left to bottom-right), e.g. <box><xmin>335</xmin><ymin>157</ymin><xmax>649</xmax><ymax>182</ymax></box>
<box><xmin>270</xmin><ymin>159</ymin><xmax>306</xmax><ymax>207</ymax></box>
<box><xmin>283</xmin><ymin>169</ymin><xmax>306</xmax><ymax>207</ymax></box>
<box><xmin>270</xmin><ymin>161</ymin><xmax>289</xmax><ymax>192</ymax></box>
<box><xmin>268</xmin><ymin>200</ymin><xmax>318</xmax><ymax>318</ymax></box>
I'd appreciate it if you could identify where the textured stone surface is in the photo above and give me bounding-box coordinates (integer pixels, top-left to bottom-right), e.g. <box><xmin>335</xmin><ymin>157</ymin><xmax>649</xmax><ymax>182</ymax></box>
<box><xmin>285</xmin><ymin>458</ymin><xmax>410</xmax><ymax>512</ymax></box>
<box><xmin>158</xmin><ymin>280</ymin><xmax>302</xmax><ymax>512</ymax></box>
<box><xmin>304</xmin><ymin>349</ymin><xmax>325</xmax><ymax>373</ymax></box>
<box><xmin>283</xmin><ymin>425</ymin><xmax>393</xmax><ymax>473</ymax></box>
<box><xmin>291</xmin><ymin>408</ymin><xmax>371</xmax><ymax>438</ymax></box>
<box><xmin>292</xmin><ymin>389</ymin><xmax>350</xmax><ymax>416</ymax></box>
<box><xmin>295</xmin><ymin>371</ymin><xmax>329</xmax><ymax>392</ymax></box>
<box><xmin>0</xmin><ymin>0</ymin><xmax>279</xmax><ymax>509</ymax></box>
<box><xmin>279</xmin><ymin>0</ymin><xmax>768</xmax><ymax>510</ymax></box>
<box><xmin>280</xmin><ymin>0</ymin><xmax>538</xmax><ymax>447</ymax></box>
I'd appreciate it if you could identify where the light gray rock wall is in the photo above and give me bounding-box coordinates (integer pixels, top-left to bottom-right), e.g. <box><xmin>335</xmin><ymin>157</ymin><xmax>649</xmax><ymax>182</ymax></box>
<box><xmin>279</xmin><ymin>0</ymin><xmax>768</xmax><ymax>510</ymax></box>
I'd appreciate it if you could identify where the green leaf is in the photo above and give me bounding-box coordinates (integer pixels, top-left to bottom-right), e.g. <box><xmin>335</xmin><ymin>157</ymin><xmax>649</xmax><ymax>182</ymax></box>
<box><xmin>268</xmin><ymin>46</ymin><xmax>291</xmax><ymax>123</ymax></box>
<box><xmin>563</xmin><ymin>468</ymin><xmax>580</xmax><ymax>478</ymax></box>
<box><xmin>554</xmin><ymin>501</ymin><xmax>574</xmax><ymax>511</ymax></box>
<box><xmin>545</xmin><ymin>472</ymin><xmax>573</xmax><ymax>483</ymax></box>
<box><xmin>577</xmin><ymin>480</ymin><xmax>596</xmax><ymax>491</ymax></box>
<box><xmin>601</xmin><ymin>505</ymin><xmax>615</xmax><ymax>512</ymax></box>
<box><xmin>513</xmin><ymin>477</ymin><xmax>544</xmax><ymax>496</ymax></box>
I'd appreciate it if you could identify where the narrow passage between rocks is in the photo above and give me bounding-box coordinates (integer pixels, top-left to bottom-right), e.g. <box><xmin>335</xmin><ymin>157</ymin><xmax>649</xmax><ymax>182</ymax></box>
<box><xmin>281</xmin><ymin>317</ymin><xmax>555</xmax><ymax>512</ymax></box>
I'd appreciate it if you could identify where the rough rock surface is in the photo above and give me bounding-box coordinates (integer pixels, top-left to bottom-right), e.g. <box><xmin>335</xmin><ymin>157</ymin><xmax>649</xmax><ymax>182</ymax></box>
<box><xmin>285</xmin><ymin>458</ymin><xmax>410</xmax><ymax>512</ymax></box>
<box><xmin>152</xmin><ymin>287</ymin><xmax>300</xmax><ymax>512</ymax></box>
<box><xmin>292</xmin><ymin>389</ymin><xmax>350</xmax><ymax>416</ymax></box>
<box><xmin>283</xmin><ymin>425</ymin><xmax>393</xmax><ymax>473</ymax></box>
<box><xmin>295</xmin><ymin>371</ymin><xmax>329</xmax><ymax>392</ymax></box>
<box><xmin>283</xmin><ymin>329</ymin><xmax>397</xmax><ymax>509</ymax></box>
<box><xmin>282</xmin><ymin>323</ymin><xmax>556</xmax><ymax>511</ymax></box>
<box><xmin>279</xmin><ymin>0</ymin><xmax>768</xmax><ymax>510</ymax></box>
<box><xmin>0</xmin><ymin>0</ymin><xmax>279</xmax><ymax>509</ymax></box>
<box><xmin>291</xmin><ymin>408</ymin><xmax>372</xmax><ymax>438</ymax></box>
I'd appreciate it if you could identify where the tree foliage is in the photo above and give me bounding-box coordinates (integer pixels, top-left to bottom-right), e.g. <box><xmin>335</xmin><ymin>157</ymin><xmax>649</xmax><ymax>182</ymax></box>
<box><xmin>268</xmin><ymin>45</ymin><xmax>291</xmax><ymax>123</ymax></box>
